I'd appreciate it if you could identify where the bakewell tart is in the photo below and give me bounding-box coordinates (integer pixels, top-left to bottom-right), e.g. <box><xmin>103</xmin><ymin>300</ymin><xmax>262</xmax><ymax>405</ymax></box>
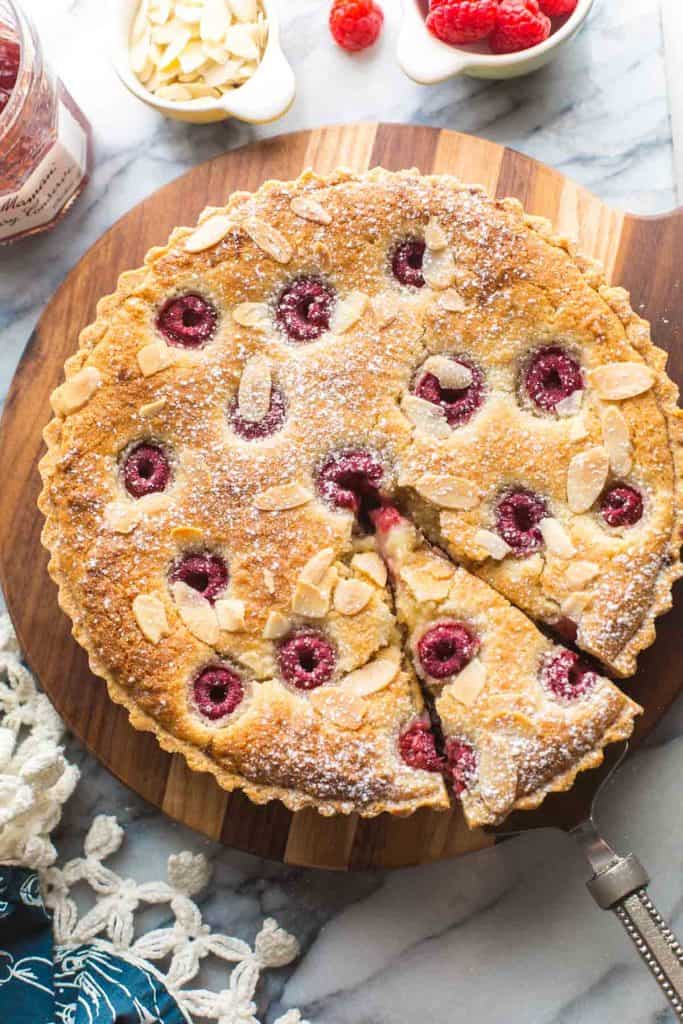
<box><xmin>39</xmin><ymin>167</ymin><xmax>682</xmax><ymax>822</ymax></box>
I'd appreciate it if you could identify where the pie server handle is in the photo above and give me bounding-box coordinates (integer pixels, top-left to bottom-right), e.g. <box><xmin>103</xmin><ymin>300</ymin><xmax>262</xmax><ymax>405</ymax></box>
<box><xmin>573</xmin><ymin>820</ymin><xmax>683</xmax><ymax>1018</ymax></box>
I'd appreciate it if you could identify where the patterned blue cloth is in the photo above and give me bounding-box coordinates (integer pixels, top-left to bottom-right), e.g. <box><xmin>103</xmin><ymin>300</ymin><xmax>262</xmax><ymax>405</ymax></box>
<box><xmin>0</xmin><ymin>867</ymin><xmax>188</xmax><ymax>1024</ymax></box>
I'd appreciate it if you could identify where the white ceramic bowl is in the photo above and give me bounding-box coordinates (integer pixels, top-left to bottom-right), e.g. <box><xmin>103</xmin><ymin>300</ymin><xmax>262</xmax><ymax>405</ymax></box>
<box><xmin>111</xmin><ymin>0</ymin><xmax>296</xmax><ymax>124</ymax></box>
<box><xmin>398</xmin><ymin>0</ymin><xmax>594</xmax><ymax>83</ymax></box>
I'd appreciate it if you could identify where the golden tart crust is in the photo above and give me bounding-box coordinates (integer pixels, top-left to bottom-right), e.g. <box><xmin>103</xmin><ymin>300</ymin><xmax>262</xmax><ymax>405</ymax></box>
<box><xmin>39</xmin><ymin>168</ymin><xmax>681</xmax><ymax>822</ymax></box>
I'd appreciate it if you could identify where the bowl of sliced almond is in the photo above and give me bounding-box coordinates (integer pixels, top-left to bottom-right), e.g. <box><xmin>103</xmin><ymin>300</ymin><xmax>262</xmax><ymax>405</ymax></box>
<box><xmin>112</xmin><ymin>0</ymin><xmax>296</xmax><ymax>124</ymax></box>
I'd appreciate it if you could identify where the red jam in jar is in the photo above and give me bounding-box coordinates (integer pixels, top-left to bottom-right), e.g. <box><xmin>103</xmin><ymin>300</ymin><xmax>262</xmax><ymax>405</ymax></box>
<box><xmin>0</xmin><ymin>0</ymin><xmax>92</xmax><ymax>244</ymax></box>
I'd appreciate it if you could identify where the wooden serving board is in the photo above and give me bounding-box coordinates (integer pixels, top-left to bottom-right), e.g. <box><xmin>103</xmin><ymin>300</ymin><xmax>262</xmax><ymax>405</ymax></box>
<box><xmin>1</xmin><ymin>124</ymin><xmax>681</xmax><ymax>871</ymax></box>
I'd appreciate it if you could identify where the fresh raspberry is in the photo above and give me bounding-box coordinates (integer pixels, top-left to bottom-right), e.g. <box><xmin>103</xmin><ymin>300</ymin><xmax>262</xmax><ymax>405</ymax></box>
<box><xmin>490</xmin><ymin>0</ymin><xmax>551</xmax><ymax>53</ymax></box>
<box><xmin>446</xmin><ymin>738</ymin><xmax>477</xmax><ymax>797</ymax></box>
<box><xmin>276</xmin><ymin>278</ymin><xmax>335</xmax><ymax>342</ymax></box>
<box><xmin>538</xmin><ymin>0</ymin><xmax>578</xmax><ymax>14</ymax></box>
<box><xmin>600</xmin><ymin>485</ymin><xmax>644</xmax><ymax>528</ymax></box>
<box><xmin>524</xmin><ymin>346</ymin><xmax>583</xmax><ymax>412</ymax></box>
<box><xmin>391</xmin><ymin>239</ymin><xmax>426</xmax><ymax>288</ymax></box>
<box><xmin>426</xmin><ymin>0</ymin><xmax>498</xmax><ymax>46</ymax></box>
<box><xmin>414</xmin><ymin>355</ymin><xmax>485</xmax><ymax>428</ymax></box>
<box><xmin>278</xmin><ymin>631</ymin><xmax>336</xmax><ymax>690</ymax></box>
<box><xmin>541</xmin><ymin>649</ymin><xmax>597</xmax><ymax>702</ymax></box>
<box><xmin>193</xmin><ymin>666</ymin><xmax>244</xmax><ymax>720</ymax></box>
<box><xmin>0</xmin><ymin>37</ymin><xmax>20</xmax><ymax>114</ymax></box>
<box><xmin>329</xmin><ymin>0</ymin><xmax>384</xmax><ymax>53</ymax></box>
<box><xmin>123</xmin><ymin>443</ymin><xmax>171</xmax><ymax>498</ymax></box>
<box><xmin>171</xmin><ymin>554</ymin><xmax>229</xmax><ymax>605</ymax></box>
<box><xmin>229</xmin><ymin>386</ymin><xmax>287</xmax><ymax>441</ymax></box>
<box><xmin>317</xmin><ymin>450</ymin><xmax>384</xmax><ymax>519</ymax></box>
<box><xmin>371</xmin><ymin>503</ymin><xmax>403</xmax><ymax>534</ymax></box>
<box><xmin>417</xmin><ymin>622</ymin><xmax>480</xmax><ymax>680</ymax></box>
<box><xmin>156</xmin><ymin>294</ymin><xmax>217</xmax><ymax>349</ymax></box>
<box><xmin>495</xmin><ymin>488</ymin><xmax>547</xmax><ymax>556</ymax></box>
<box><xmin>399</xmin><ymin>720</ymin><xmax>445</xmax><ymax>773</ymax></box>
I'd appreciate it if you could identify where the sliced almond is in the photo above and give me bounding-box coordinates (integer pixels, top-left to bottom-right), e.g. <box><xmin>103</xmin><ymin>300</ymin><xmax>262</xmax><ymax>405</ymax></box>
<box><xmin>104</xmin><ymin>501</ymin><xmax>140</xmax><ymax>534</ymax></box>
<box><xmin>439</xmin><ymin>288</ymin><xmax>466</xmax><ymax>313</ymax></box>
<box><xmin>555</xmin><ymin>390</ymin><xmax>583</xmax><ymax>417</ymax></box>
<box><xmin>185</xmin><ymin>214</ymin><xmax>233</xmax><ymax>253</ymax></box>
<box><xmin>244</xmin><ymin>217</ymin><xmax>292</xmax><ymax>264</ymax></box>
<box><xmin>255</xmin><ymin>483</ymin><xmax>312</xmax><ymax>512</ymax></box>
<box><xmin>291</xmin><ymin>580</ymin><xmax>329</xmax><ymax>618</ymax></box>
<box><xmin>263</xmin><ymin>568</ymin><xmax>276</xmax><ymax>594</ymax></box>
<box><xmin>447</xmin><ymin>657</ymin><xmax>487</xmax><ymax>707</ymax></box>
<box><xmin>232</xmin><ymin>301</ymin><xmax>270</xmax><ymax>330</ymax></box>
<box><xmin>290</xmin><ymin>195</ymin><xmax>332</xmax><ymax>225</ymax></box>
<box><xmin>333</xmin><ymin>578</ymin><xmax>373</xmax><ymax>616</ymax></box>
<box><xmin>137</xmin><ymin>341</ymin><xmax>173</xmax><ymax>378</ymax></box>
<box><xmin>565</xmin><ymin>560</ymin><xmax>600</xmax><ymax>589</ymax></box>
<box><xmin>399</xmin><ymin>564</ymin><xmax>452</xmax><ymax>603</ymax></box>
<box><xmin>568</xmin><ymin>414</ymin><xmax>589</xmax><ymax>442</ymax></box>
<box><xmin>539</xmin><ymin>518</ymin><xmax>576</xmax><ymax>559</ymax></box>
<box><xmin>424</xmin><ymin>217</ymin><xmax>448</xmax><ymax>252</ymax></box>
<box><xmin>139</xmin><ymin>396</ymin><xmax>167</xmax><ymax>418</ymax></box>
<box><xmin>215</xmin><ymin>597</ymin><xmax>246</xmax><ymax>632</ymax></box>
<box><xmin>229</xmin><ymin>0</ymin><xmax>258</xmax><ymax>21</ymax></box>
<box><xmin>567</xmin><ymin>446</ymin><xmax>610</xmax><ymax>514</ymax></box>
<box><xmin>331</xmin><ymin>291</ymin><xmax>369</xmax><ymax>334</ymax></box>
<box><xmin>172</xmin><ymin>581</ymin><xmax>219</xmax><ymax>645</ymax></box>
<box><xmin>421</xmin><ymin>356</ymin><xmax>473</xmax><ymax>391</ymax></box>
<box><xmin>299</xmin><ymin>548</ymin><xmax>336</xmax><ymax>587</ymax></box>
<box><xmin>423</xmin><ymin>248</ymin><xmax>456</xmax><ymax>291</ymax></box>
<box><xmin>371</xmin><ymin>292</ymin><xmax>400</xmax><ymax>329</ymax></box>
<box><xmin>350</xmin><ymin>551</ymin><xmax>387</xmax><ymax>588</ymax></box>
<box><xmin>238</xmin><ymin>355</ymin><xmax>272</xmax><ymax>423</ymax></box>
<box><xmin>138</xmin><ymin>492</ymin><xmax>171</xmax><ymax>515</ymax></box>
<box><xmin>474</xmin><ymin>529</ymin><xmax>511</xmax><ymax>561</ymax></box>
<box><xmin>200</xmin><ymin>0</ymin><xmax>230</xmax><ymax>42</ymax></box>
<box><xmin>590</xmin><ymin>362</ymin><xmax>654</xmax><ymax>400</ymax></box>
<box><xmin>561</xmin><ymin>591</ymin><xmax>593</xmax><ymax>619</ymax></box>
<box><xmin>263</xmin><ymin>610</ymin><xmax>290</xmax><ymax>640</ymax></box>
<box><xmin>171</xmin><ymin>525</ymin><xmax>203</xmax><ymax>544</ymax></box>
<box><xmin>310</xmin><ymin>688</ymin><xmax>367</xmax><ymax>730</ymax></box>
<box><xmin>51</xmin><ymin>367</ymin><xmax>102</xmax><ymax>416</ymax></box>
<box><xmin>341</xmin><ymin>648</ymin><xmax>400</xmax><ymax>697</ymax></box>
<box><xmin>224</xmin><ymin>23</ymin><xmax>259</xmax><ymax>61</ymax></box>
<box><xmin>133</xmin><ymin>593</ymin><xmax>170</xmax><ymax>645</ymax></box>
<box><xmin>401</xmin><ymin>394</ymin><xmax>451</xmax><ymax>439</ymax></box>
<box><xmin>601</xmin><ymin>406</ymin><xmax>632</xmax><ymax>475</ymax></box>
<box><xmin>415</xmin><ymin>473</ymin><xmax>480</xmax><ymax>511</ymax></box>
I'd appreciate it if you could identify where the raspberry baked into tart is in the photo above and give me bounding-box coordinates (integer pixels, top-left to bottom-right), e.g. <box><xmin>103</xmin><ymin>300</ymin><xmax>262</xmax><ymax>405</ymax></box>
<box><xmin>39</xmin><ymin>168</ymin><xmax>682</xmax><ymax>823</ymax></box>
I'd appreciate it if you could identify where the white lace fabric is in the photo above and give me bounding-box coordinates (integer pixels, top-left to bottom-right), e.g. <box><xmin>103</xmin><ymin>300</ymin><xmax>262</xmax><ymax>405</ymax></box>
<box><xmin>0</xmin><ymin>614</ymin><xmax>308</xmax><ymax>1024</ymax></box>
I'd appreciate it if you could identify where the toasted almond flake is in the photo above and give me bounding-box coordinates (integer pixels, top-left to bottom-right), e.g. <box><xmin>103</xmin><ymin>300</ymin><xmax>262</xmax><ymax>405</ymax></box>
<box><xmin>185</xmin><ymin>213</ymin><xmax>233</xmax><ymax>253</ymax></box>
<box><xmin>291</xmin><ymin>580</ymin><xmax>329</xmax><ymax>618</ymax></box>
<box><xmin>254</xmin><ymin>483</ymin><xmax>312</xmax><ymax>512</ymax></box>
<box><xmin>426</xmin><ymin>558</ymin><xmax>455</xmax><ymax>580</ymax></box>
<box><xmin>400</xmin><ymin>394</ymin><xmax>451</xmax><ymax>439</ymax></box>
<box><xmin>263</xmin><ymin>568</ymin><xmax>276</xmax><ymax>594</ymax></box>
<box><xmin>371</xmin><ymin>292</ymin><xmax>400</xmax><ymax>328</ymax></box>
<box><xmin>447</xmin><ymin>657</ymin><xmax>487</xmax><ymax>707</ymax></box>
<box><xmin>215</xmin><ymin>597</ymin><xmax>246</xmax><ymax>632</ymax></box>
<box><xmin>415</xmin><ymin>472</ymin><xmax>480</xmax><ymax>511</ymax></box>
<box><xmin>137</xmin><ymin>341</ymin><xmax>173</xmax><ymax>378</ymax></box>
<box><xmin>133</xmin><ymin>593</ymin><xmax>169</xmax><ymax>644</ymax></box>
<box><xmin>331</xmin><ymin>291</ymin><xmax>369</xmax><ymax>334</ymax></box>
<box><xmin>590</xmin><ymin>362</ymin><xmax>654</xmax><ymax>400</ymax></box>
<box><xmin>561</xmin><ymin>591</ymin><xmax>593</xmax><ymax>619</ymax></box>
<box><xmin>232</xmin><ymin>301</ymin><xmax>270</xmax><ymax>330</ymax></box>
<box><xmin>138</xmin><ymin>492</ymin><xmax>171</xmax><ymax>515</ymax></box>
<box><xmin>243</xmin><ymin>217</ymin><xmax>292</xmax><ymax>264</ymax></box>
<box><xmin>439</xmin><ymin>288</ymin><xmax>466</xmax><ymax>313</ymax></box>
<box><xmin>539</xmin><ymin>517</ymin><xmax>576</xmax><ymax>558</ymax></box>
<box><xmin>51</xmin><ymin>367</ymin><xmax>102</xmax><ymax>417</ymax></box>
<box><xmin>333</xmin><ymin>578</ymin><xmax>373</xmax><ymax>616</ymax></box>
<box><xmin>568</xmin><ymin>414</ymin><xmax>589</xmax><ymax>441</ymax></box>
<box><xmin>341</xmin><ymin>649</ymin><xmax>400</xmax><ymax>697</ymax></box>
<box><xmin>104</xmin><ymin>501</ymin><xmax>140</xmax><ymax>534</ymax></box>
<box><xmin>263</xmin><ymin>610</ymin><xmax>290</xmax><ymax>639</ymax></box>
<box><xmin>423</xmin><ymin>248</ymin><xmax>456</xmax><ymax>290</ymax></box>
<box><xmin>290</xmin><ymin>195</ymin><xmax>332</xmax><ymax>225</ymax></box>
<box><xmin>474</xmin><ymin>529</ymin><xmax>511</xmax><ymax>561</ymax></box>
<box><xmin>310</xmin><ymin>689</ymin><xmax>367</xmax><ymax>730</ymax></box>
<box><xmin>567</xmin><ymin>446</ymin><xmax>610</xmax><ymax>513</ymax></box>
<box><xmin>172</xmin><ymin>581</ymin><xmax>220</xmax><ymax>645</ymax></box>
<box><xmin>555</xmin><ymin>390</ymin><xmax>583</xmax><ymax>417</ymax></box>
<box><xmin>350</xmin><ymin>551</ymin><xmax>387</xmax><ymax>588</ymax></box>
<box><xmin>399</xmin><ymin>564</ymin><xmax>452</xmax><ymax>603</ymax></box>
<box><xmin>299</xmin><ymin>548</ymin><xmax>336</xmax><ymax>586</ymax></box>
<box><xmin>139</xmin><ymin>396</ymin><xmax>167</xmax><ymax>417</ymax></box>
<box><xmin>424</xmin><ymin>217</ymin><xmax>448</xmax><ymax>252</ymax></box>
<box><xmin>565</xmin><ymin>560</ymin><xmax>600</xmax><ymax>589</ymax></box>
<box><xmin>421</xmin><ymin>355</ymin><xmax>473</xmax><ymax>390</ymax></box>
<box><xmin>238</xmin><ymin>355</ymin><xmax>272</xmax><ymax>423</ymax></box>
<box><xmin>601</xmin><ymin>405</ymin><xmax>632</xmax><ymax>475</ymax></box>
<box><xmin>171</xmin><ymin>525</ymin><xmax>203</xmax><ymax>544</ymax></box>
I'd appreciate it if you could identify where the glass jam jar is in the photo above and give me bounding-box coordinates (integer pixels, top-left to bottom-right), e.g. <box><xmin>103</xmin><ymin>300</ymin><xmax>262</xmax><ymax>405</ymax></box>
<box><xmin>0</xmin><ymin>0</ymin><xmax>92</xmax><ymax>244</ymax></box>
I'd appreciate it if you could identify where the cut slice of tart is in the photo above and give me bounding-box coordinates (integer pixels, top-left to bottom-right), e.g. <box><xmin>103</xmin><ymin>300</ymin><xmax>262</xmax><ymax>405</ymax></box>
<box><xmin>374</xmin><ymin>507</ymin><xmax>642</xmax><ymax>828</ymax></box>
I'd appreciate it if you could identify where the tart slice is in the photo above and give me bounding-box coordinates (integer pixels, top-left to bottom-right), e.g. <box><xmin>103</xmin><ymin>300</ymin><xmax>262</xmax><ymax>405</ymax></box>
<box><xmin>374</xmin><ymin>508</ymin><xmax>642</xmax><ymax>828</ymax></box>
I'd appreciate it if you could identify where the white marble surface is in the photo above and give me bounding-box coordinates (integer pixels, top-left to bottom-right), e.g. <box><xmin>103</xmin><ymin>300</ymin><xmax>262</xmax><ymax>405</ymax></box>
<box><xmin>1</xmin><ymin>1</ymin><xmax>682</xmax><ymax>1021</ymax></box>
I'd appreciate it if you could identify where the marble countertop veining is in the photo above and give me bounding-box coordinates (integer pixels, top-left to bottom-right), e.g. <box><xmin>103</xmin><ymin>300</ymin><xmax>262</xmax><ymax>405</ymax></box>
<box><xmin>1</xmin><ymin>1</ymin><xmax>682</xmax><ymax>1021</ymax></box>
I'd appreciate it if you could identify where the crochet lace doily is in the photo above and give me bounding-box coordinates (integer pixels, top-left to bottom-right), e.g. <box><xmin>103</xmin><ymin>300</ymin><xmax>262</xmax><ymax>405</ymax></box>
<box><xmin>0</xmin><ymin>613</ymin><xmax>308</xmax><ymax>1024</ymax></box>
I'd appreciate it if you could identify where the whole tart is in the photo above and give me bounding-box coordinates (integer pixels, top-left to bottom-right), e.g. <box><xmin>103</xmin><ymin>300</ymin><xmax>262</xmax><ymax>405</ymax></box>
<box><xmin>39</xmin><ymin>168</ymin><xmax>682</xmax><ymax>822</ymax></box>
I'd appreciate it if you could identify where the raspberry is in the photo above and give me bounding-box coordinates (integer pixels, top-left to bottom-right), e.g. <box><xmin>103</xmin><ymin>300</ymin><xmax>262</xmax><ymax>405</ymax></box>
<box><xmin>123</xmin><ymin>443</ymin><xmax>171</xmax><ymax>498</ymax></box>
<box><xmin>490</xmin><ymin>0</ymin><xmax>551</xmax><ymax>53</ymax></box>
<box><xmin>399</xmin><ymin>720</ymin><xmax>445</xmax><ymax>773</ymax></box>
<box><xmin>156</xmin><ymin>294</ymin><xmax>217</xmax><ymax>349</ymax></box>
<box><xmin>541</xmin><ymin>649</ymin><xmax>597</xmax><ymax>702</ymax></box>
<box><xmin>193</xmin><ymin>666</ymin><xmax>244</xmax><ymax>720</ymax></box>
<box><xmin>600</xmin><ymin>485</ymin><xmax>644</xmax><ymax>528</ymax></box>
<box><xmin>329</xmin><ymin>0</ymin><xmax>384</xmax><ymax>53</ymax></box>
<box><xmin>229</xmin><ymin>386</ymin><xmax>287</xmax><ymax>440</ymax></box>
<box><xmin>495</xmin><ymin>488</ymin><xmax>547</xmax><ymax>556</ymax></box>
<box><xmin>446</xmin><ymin>739</ymin><xmax>477</xmax><ymax>797</ymax></box>
<box><xmin>279</xmin><ymin>632</ymin><xmax>336</xmax><ymax>690</ymax></box>
<box><xmin>414</xmin><ymin>355</ymin><xmax>485</xmax><ymax>428</ymax></box>
<box><xmin>392</xmin><ymin>239</ymin><xmax>426</xmax><ymax>288</ymax></box>
<box><xmin>171</xmin><ymin>554</ymin><xmax>229</xmax><ymax>605</ymax></box>
<box><xmin>317</xmin><ymin>450</ymin><xmax>384</xmax><ymax>519</ymax></box>
<box><xmin>417</xmin><ymin>622</ymin><xmax>480</xmax><ymax>680</ymax></box>
<box><xmin>524</xmin><ymin>346</ymin><xmax>583</xmax><ymax>412</ymax></box>
<box><xmin>538</xmin><ymin>0</ymin><xmax>578</xmax><ymax>14</ymax></box>
<box><xmin>426</xmin><ymin>0</ymin><xmax>498</xmax><ymax>46</ymax></box>
<box><xmin>276</xmin><ymin>278</ymin><xmax>335</xmax><ymax>342</ymax></box>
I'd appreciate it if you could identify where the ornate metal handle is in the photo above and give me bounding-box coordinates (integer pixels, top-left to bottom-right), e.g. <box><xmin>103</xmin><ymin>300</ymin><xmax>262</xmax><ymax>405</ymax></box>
<box><xmin>573</xmin><ymin>821</ymin><xmax>683</xmax><ymax>1018</ymax></box>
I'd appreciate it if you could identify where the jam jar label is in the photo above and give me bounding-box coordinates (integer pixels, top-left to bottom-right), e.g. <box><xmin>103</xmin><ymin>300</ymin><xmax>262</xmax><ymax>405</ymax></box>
<box><xmin>0</xmin><ymin>98</ymin><xmax>88</xmax><ymax>242</ymax></box>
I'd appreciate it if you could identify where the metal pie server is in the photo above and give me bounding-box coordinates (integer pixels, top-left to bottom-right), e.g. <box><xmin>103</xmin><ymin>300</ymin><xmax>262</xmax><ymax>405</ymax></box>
<box><xmin>494</xmin><ymin>741</ymin><xmax>683</xmax><ymax>1018</ymax></box>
